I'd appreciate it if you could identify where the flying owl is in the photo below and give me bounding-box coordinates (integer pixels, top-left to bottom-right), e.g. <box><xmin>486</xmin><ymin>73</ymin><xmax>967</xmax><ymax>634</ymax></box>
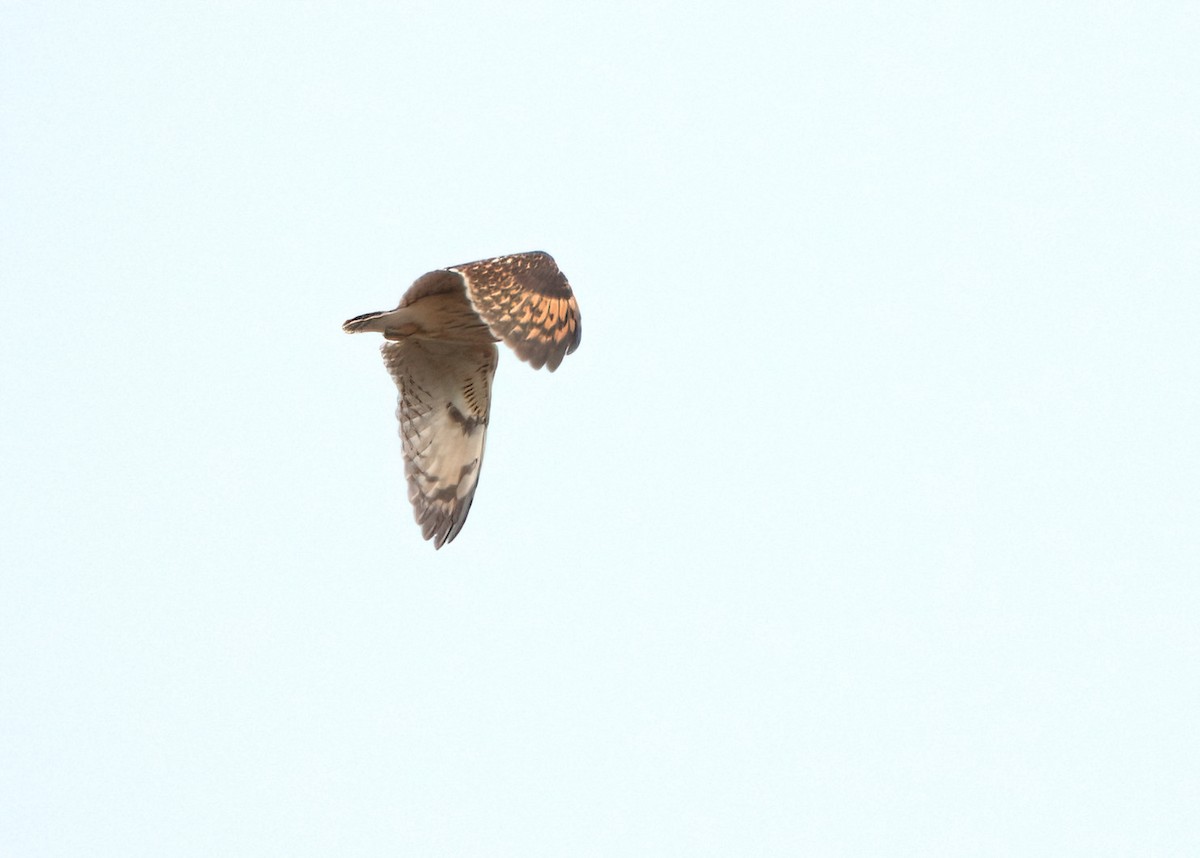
<box><xmin>343</xmin><ymin>251</ymin><xmax>582</xmax><ymax>548</ymax></box>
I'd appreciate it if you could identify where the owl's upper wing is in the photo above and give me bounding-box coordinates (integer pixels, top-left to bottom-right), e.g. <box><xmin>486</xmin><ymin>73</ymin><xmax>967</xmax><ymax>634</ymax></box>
<box><xmin>382</xmin><ymin>338</ymin><xmax>499</xmax><ymax>548</ymax></box>
<box><xmin>450</xmin><ymin>251</ymin><xmax>582</xmax><ymax>371</ymax></box>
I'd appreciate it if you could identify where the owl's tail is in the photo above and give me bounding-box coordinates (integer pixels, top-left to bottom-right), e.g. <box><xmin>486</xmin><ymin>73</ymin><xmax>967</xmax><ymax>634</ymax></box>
<box><xmin>342</xmin><ymin>310</ymin><xmax>390</xmax><ymax>334</ymax></box>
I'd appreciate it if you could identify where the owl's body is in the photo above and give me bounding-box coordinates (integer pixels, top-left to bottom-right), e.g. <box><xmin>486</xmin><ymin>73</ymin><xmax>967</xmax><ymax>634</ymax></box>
<box><xmin>343</xmin><ymin>251</ymin><xmax>581</xmax><ymax>548</ymax></box>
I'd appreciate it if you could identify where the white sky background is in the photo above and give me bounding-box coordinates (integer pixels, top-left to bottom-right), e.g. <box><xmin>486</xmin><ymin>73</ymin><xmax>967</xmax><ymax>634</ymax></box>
<box><xmin>2</xmin><ymin>1</ymin><xmax>1198</xmax><ymax>854</ymax></box>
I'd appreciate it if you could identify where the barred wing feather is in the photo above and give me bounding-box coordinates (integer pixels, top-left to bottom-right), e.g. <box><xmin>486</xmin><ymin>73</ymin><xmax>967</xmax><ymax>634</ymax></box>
<box><xmin>382</xmin><ymin>339</ymin><xmax>499</xmax><ymax>548</ymax></box>
<box><xmin>452</xmin><ymin>251</ymin><xmax>582</xmax><ymax>371</ymax></box>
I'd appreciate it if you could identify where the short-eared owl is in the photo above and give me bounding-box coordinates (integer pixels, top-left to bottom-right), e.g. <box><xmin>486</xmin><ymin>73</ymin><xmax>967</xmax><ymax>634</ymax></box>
<box><xmin>343</xmin><ymin>251</ymin><xmax>581</xmax><ymax>548</ymax></box>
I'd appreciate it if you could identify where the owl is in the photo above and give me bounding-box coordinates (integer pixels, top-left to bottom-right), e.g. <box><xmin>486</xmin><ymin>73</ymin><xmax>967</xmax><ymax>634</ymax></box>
<box><xmin>343</xmin><ymin>251</ymin><xmax>582</xmax><ymax>547</ymax></box>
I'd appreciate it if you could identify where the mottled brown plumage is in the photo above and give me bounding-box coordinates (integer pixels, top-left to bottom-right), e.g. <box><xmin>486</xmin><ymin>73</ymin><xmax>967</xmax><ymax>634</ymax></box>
<box><xmin>343</xmin><ymin>251</ymin><xmax>581</xmax><ymax>548</ymax></box>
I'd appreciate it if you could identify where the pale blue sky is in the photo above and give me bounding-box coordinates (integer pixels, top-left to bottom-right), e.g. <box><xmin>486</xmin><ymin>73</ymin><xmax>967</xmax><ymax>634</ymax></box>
<box><xmin>2</xmin><ymin>2</ymin><xmax>1198</xmax><ymax>855</ymax></box>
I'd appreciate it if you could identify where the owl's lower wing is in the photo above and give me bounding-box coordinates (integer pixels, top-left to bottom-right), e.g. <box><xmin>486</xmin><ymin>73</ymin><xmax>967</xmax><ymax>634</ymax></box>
<box><xmin>452</xmin><ymin>251</ymin><xmax>582</xmax><ymax>371</ymax></box>
<box><xmin>382</xmin><ymin>339</ymin><xmax>499</xmax><ymax>548</ymax></box>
